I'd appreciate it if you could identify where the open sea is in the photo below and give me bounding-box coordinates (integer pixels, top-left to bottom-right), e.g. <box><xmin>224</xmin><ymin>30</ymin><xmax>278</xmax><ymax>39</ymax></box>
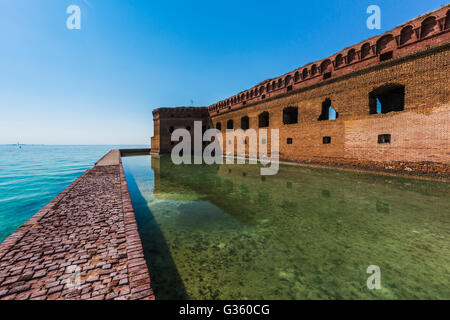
<box><xmin>0</xmin><ymin>145</ymin><xmax>145</xmax><ymax>243</ymax></box>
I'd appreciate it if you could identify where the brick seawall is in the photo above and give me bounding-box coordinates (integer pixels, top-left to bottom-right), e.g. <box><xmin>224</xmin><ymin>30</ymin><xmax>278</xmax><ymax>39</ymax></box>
<box><xmin>0</xmin><ymin>150</ymin><xmax>154</xmax><ymax>300</ymax></box>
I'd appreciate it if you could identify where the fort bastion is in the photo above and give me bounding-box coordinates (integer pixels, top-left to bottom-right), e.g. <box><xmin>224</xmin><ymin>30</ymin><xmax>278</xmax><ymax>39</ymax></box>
<box><xmin>151</xmin><ymin>5</ymin><xmax>450</xmax><ymax>177</ymax></box>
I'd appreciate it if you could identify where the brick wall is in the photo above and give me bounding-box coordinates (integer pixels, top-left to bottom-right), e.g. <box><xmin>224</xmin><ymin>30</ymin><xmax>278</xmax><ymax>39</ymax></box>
<box><xmin>151</xmin><ymin>107</ymin><xmax>210</xmax><ymax>154</ymax></box>
<box><xmin>344</xmin><ymin>105</ymin><xmax>449</xmax><ymax>163</ymax></box>
<box><xmin>209</xmin><ymin>44</ymin><xmax>449</xmax><ymax>167</ymax></box>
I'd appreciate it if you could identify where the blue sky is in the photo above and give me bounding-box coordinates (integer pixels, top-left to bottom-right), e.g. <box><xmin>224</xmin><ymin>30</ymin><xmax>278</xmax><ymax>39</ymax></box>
<box><xmin>0</xmin><ymin>0</ymin><xmax>445</xmax><ymax>145</ymax></box>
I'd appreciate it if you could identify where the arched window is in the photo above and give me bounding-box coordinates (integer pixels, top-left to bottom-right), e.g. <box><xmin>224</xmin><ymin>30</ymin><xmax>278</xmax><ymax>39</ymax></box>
<box><xmin>335</xmin><ymin>54</ymin><xmax>344</xmax><ymax>67</ymax></box>
<box><xmin>267</xmin><ymin>82</ymin><xmax>271</xmax><ymax>91</ymax></box>
<box><xmin>311</xmin><ymin>64</ymin><xmax>317</xmax><ymax>75</ymax></box>
<box><xmin>361</xmin><ymin>43</ymin><xmax>371</xmax><ymax>59</ymax></box>
<box><xmin>283</xmin><ymin>107</ymin><xmax>298</xmax><ymax>124</ymax></box>
<box><xmin>260</xmin><ymin>86</ymin><xmax>264</xmax><ymax>95</ymax></box>
<box><xmin>285</xmin><ymin>75</ymin><xmax>292</xmax><ymax>86</ymax></box>
<box><xmin>272</xmin><ymin>81</ymin><xmax>276</xmax><ymax>89</ymax></box>
<box><xmin>241</xmin><ymin>94</ymin><xmax>245</xmax><ymax>101</ymax></box>
<box><xmin>258</xmin><ymin>111</ymin><xmax>269</xmax><ymax>128</ymax></box>
<box><xmin>302</xmin><ymin>68</ymin><xmax>308</xmax><ymax>79</ymax></box>
<box><xmin>246</xmin><ymin>92</ymin><xmax>249</xmax><ymax>99</ymax></box>
<box><xmin>320</xmin><ymin>60</ymin><xmax>332</xmax><ymax>74</ymax></box>
<box><xmin>400</xmin><ymin>26</ymin><xmax>414</xmax><ymax>45</ymax></box>
<box><xmin>318</xmin><ymin>99</ymin><xmax>339</xmax><ymax>121</ymax></box>
<box><xmin>227</xmin><ymin>119</ymin><xmax>234</xmax><ymax>129</ymax></box>
<box><xmin>241</xmin><ymin>116</ymin><xmax>249</xmax><ymax>130</ymax></box>
<box><xmin>278</xmin><ymin>78</ymin><xmax>283</xmax><ymax>88</ymax></box>
<box><xmin>369</xmin><ymin>84</ymin><xmax>405</xmax><ymax>114</ymax></box>
<box><xmin>294</xmin><ymin>72</ymin><xmax>300</xmax><ymax>82</ymax></box>
<box><xmin>347</xmin><ymin>49</ymin><xmax>356</xmax><ymax>63</ymax></box>
<box><xmin>376</xmin><ymin>34</ymin><xmax>395</xmax><ymax>54</ymax></box>
<box><xmin>421</xmin><ymin>16</ymin><xmax>437</xmax><ymax>38</ymax></box>
<box><xmin>216</xmin><ymin>122</ymin><xmax>221</xmax><ymax>131</ymax></box>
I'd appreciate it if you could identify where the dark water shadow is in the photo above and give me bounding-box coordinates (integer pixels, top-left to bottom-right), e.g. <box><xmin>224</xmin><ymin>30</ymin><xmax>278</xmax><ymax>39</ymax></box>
<box><xmin>124</xmin><ymin>167</ymin><xmax>188</xmax><ymax>300</ymax></box>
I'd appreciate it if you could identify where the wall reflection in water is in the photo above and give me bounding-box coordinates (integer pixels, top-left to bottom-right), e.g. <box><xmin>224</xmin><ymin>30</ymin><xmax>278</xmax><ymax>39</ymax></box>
<box><xmin>122</xmin><ymin>154</ymin><xmax>449</xmax><ymax>300</ymax></box>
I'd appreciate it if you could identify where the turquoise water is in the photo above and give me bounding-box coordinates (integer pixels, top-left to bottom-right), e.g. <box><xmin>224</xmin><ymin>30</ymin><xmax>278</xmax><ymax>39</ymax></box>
<box><xmin>122</xmin><ymin>154</ymin><xmax>450</xmax><ymax>300</ymax></box>
<box><xmin>0</xmin><ymin>145</ymin><xmax>145</xmax><ymax>243</ymax></box>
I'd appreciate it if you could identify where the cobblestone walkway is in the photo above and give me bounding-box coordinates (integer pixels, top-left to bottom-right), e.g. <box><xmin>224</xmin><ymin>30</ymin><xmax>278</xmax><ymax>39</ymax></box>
<box><xmin>0</xmin><ymin>152</ymin><xmax>154</xmax><ymax>300</ymax></box>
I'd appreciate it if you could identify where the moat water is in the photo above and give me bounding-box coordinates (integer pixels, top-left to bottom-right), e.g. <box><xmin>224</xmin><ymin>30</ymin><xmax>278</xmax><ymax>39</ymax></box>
<box><xmin>122</xmin><ymin>154</ymin><xmax>449</xmax><ymax>300</ymax></box>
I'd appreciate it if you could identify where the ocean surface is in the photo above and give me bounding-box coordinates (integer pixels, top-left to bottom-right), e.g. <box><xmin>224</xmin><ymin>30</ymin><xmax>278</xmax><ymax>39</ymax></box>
<box><xmin>0</xmin><ymin>145</ymin><xmax>145</xmax><ymax>243</ymax></box>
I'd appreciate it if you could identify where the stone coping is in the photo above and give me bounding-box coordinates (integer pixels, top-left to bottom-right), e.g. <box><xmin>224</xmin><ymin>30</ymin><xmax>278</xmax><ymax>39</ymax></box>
<box><xmin>120</xmin><ymin>149</ymin><xmax>151</xmax><ymax>156</ymax></box>
<box><xmin>96</xmin><ymin>149</ymin><xmax>121</xmax><ymax>166</ymax></box>
<box><xmin>0</xmin><ymin>150</ymin><xmax>154</xmax><ymax>300</ymax></box>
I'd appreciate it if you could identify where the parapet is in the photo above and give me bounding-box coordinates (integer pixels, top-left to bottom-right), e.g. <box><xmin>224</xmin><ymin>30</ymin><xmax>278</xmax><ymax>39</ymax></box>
<box><xmin>152</xmin><ymin>106</ymin><xmax>209</xmax><ymax>120</ymax></box>
<box><xmin>208</xmin><ymin>5</ymin><xmax>450</xmax><ymax>116</ymax></box>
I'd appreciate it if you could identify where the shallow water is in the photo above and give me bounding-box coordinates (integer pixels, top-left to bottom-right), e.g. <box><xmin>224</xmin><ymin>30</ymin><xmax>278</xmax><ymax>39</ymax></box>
<box><xmin>0</xmin><ymin>145</ymin><xmax>145</xmax><ymax>242</ymax></box>
<box><xmin>122</xmin><ymin>154</ymin><xmax>449</xmax><ymax>300</ymax></box>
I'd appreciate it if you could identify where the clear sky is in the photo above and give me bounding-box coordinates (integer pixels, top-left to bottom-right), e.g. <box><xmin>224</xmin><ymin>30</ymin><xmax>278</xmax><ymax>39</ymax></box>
<box><xmin>0</xmin><ymin>0</ymin><xmax>445</xmax><ymax>145</ymax></box>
